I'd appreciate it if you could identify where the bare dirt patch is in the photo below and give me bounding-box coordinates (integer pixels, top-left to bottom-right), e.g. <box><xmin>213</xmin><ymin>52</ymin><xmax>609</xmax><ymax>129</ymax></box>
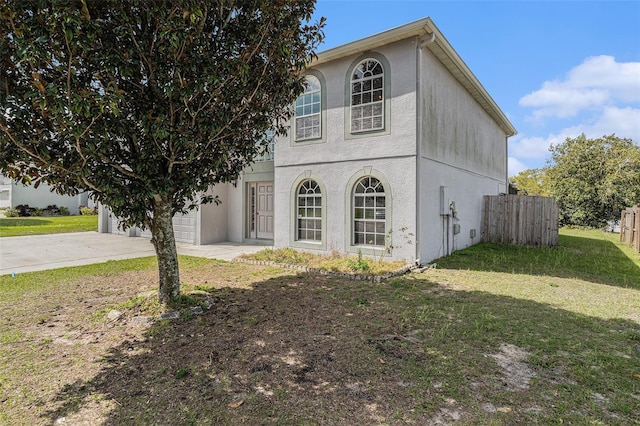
<box><xmin>488</xmin><ymin>343</ymin><xmax>535</xmax><ymax>391</ymax></box>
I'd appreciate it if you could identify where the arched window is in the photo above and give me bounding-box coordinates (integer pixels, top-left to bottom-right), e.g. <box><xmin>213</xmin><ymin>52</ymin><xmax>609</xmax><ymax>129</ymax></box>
<box><xmin>297</xmin><ymin>179</ymin><xmax>322</xmax><ymax>241</ymax></box>
<box><xmin>255</xmin><ymin>129</ymin><xmax>275</xmax><ymax>161</ymax></box>
<box><xmin>353</xmin><ymin>176</ymin><xmax>386</xmax><ymax>246</ymax></box>
<box><xmin>295</xmin><ymin>75</ymin><xmax>321</xmax><ymax>141</ymax></box>
<box><xmin>350</xmin><ymin>59</ymin><xmax>384</xmax><ymax>133</ymax></box>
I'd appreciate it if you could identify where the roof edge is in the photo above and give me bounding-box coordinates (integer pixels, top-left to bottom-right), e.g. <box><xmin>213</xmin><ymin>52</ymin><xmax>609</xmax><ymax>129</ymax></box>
<box><xmin>422</xmin><ymin>19</ymin><xmax>517</xmax><ymax>137</ymax></box>
<box><xmin>310</xmin><ymin>17</ymin><xmax>517</xmax><ymax>137</ymax></box>
<box><xmin>313</xmin><ymin>17</ymin><xmax>431</xmax><ymax>66</ymax></box>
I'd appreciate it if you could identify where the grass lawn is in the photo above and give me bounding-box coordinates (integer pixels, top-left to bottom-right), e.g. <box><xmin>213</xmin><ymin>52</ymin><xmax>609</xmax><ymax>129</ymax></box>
<box><xmin>0</xmin><ymin>215</ymin><xmax>98</xmax><ymax>237</ymax></box>
<box><xmin>0</xmin><ymin>228</ymin><xmax>638</xmax><ymax>424</ymax></box>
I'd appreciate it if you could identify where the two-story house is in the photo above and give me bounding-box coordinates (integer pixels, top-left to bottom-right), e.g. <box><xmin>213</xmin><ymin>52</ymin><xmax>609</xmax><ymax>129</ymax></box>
<box><xmin>99</xmin><ymin>17</ymin><xmax>516</xmax><ymax>264</ymax></box>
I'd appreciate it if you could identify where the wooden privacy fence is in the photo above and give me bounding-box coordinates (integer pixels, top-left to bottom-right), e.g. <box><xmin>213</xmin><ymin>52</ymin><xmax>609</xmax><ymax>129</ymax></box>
<box><xmin>482</xmin><ymin>195</ymin><xmax>559</xmax><ymax>247</ymax></box>
<box><xmin>620</xmin><ymin>205</ymin><xmax>639</xmax><ymax>253</ymax></box>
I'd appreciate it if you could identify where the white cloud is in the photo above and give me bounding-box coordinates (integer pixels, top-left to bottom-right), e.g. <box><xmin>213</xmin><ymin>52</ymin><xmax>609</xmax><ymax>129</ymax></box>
<box><xmin>511</xmin><ymin>56</ymin><xmax>640</xmax><ymax>174</ymax></box>
<box><xmin>508</xmin><ymin>157</ymin><xmax>528</xmax><ymax>177</ymax></box>
<box><xmin>561</xmin><ymin>106</ymin><xmax>640</xmax><ymax>143</ymax></box>
<box><xmin>509</xmin><ymin>134</ymin><xmax>556</xmax><ymax>159</ymax></box>
<box><xmin>519</xmin><ymin>56</ymin><xmax>640</xmax><ymax>120</ymax></box>
<box><xmin>508</xmin><ymin>106</ymin><xmax>640</xmax><ymax>176</ymax></box>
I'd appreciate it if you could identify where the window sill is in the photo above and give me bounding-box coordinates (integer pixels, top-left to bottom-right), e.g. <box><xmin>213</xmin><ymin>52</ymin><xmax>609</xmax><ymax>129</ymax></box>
<box><xmin>347</xmin><ymin>245</ymin><xmax>388</xmax><ymax>257</ymax></box>
<box><xmin>291</xmin><ymin>239</ymin><xmax>326</xmax><ymax>251</ymax></box>
<box><xmin>346</xmin><ymin>127</ymin><xmax>390</xmax><ymax>140</ymax></box>
<box><xmin>293</xmin><ymin>137</ymin><xmax>325</xmax><ymax>146</ymax></box>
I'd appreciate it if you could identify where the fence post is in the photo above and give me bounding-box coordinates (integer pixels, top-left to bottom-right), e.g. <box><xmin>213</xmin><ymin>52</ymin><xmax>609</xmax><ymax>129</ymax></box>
<box><xmin>634</xmin><ymin>205</ymin><xmax>639</xmax><ymax>253</ymax></box>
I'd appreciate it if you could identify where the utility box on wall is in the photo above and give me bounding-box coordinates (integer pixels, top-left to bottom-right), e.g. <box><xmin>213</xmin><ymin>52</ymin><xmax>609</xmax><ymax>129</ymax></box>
<box><xmin>440</xmin><ymin>186</ymin><xmax>449</xmax><ymax>216</ymax></box>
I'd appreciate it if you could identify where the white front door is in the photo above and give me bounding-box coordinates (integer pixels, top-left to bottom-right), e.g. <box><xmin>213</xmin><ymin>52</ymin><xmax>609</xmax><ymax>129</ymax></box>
<box><xmin>248</xmin><ymin>181</ymin><xmax>274</xmax><ymax>240</ymax></box>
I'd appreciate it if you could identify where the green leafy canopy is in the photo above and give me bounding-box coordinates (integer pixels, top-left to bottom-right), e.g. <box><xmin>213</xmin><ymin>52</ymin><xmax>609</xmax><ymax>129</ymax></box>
<box><xmin>547</xmin><ymin>134</ymin><xmax>640</xmax><ymax>227</ymax></box>
<box><xmin>0</xmin><ymin>1</ymin><xmax>325</xmax><ymax>230</ymax></box>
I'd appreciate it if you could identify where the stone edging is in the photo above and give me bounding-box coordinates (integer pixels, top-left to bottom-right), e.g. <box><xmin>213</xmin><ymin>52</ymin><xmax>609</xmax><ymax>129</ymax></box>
<box><xmin>233</xmin><ymin>258</ymin><xmax>417</xmax><ymax>283</ymax></box>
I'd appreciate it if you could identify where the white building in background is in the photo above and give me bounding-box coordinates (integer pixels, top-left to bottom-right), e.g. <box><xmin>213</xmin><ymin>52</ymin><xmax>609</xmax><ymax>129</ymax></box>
<box><xmin>0</xmin><ymin>175</ymin><xmax>89</xmax><ymax>215</ymax></box>
<box><xmin>99</xmin><ymin>17</ymin><xmax>517</xmax><ymax>264</ymax></box>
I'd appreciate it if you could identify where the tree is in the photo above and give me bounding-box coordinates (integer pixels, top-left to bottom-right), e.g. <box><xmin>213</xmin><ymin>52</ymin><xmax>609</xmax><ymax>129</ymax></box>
<box><xmin>0</xmin><ymin>1</ymin><xmax>324</xmax><ymax>303</ymax></box>
<box><xmin>509</xmin><ymin>167</ymin><xmax>551</xmax><ymax>196</ymax></box>
<box><xmin>546</xmin><ymin>134</ymin><xmax>640</xmax><ymax>227</ymax></box>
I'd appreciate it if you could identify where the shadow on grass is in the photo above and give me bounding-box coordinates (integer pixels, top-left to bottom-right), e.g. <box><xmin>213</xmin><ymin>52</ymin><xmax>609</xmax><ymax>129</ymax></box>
<box><xmin>434</xmin><ymin>234</ymin><xmax>640</xmax><ymax>290</ymax></box>
<box><xmin>42</xmin><ymin>273</ymin><xmax>640</xmax><ymax>425</ymax></box>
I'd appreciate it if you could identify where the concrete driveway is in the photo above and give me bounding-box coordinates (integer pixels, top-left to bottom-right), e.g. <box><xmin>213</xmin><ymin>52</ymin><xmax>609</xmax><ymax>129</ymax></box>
<box><xmin>0</xmin><ymin>232</ymin><xmax>269</xmax><ymax>275</ymax></box>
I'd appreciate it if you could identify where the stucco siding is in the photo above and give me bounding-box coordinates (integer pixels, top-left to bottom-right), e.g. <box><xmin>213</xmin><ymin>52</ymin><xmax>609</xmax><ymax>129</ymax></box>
<box><xmin>197</xmin><ymin>184</ymin><xmax>230</xmax><ymax>245</ymax></box>
<box><xmin>415</xmin><ymin>45</ymin><xmax>508</xmax><ymax>264</ymax></box>
<box><xmin>420</xmin><ymin>47</ymin><xmax>507</xmax><ymax>181</ymax></box>
<box><xmin>418</xmin><ymin>155</ymin><xmax>503</xmax><ymax>264</ymax></box>
<box><xmin>275</xmin><ymin>157</ymin><xmax>417</xmax><ymax>262</ymax></box>
<box><xmin>225</xmin><ymin>182</ymin><xmax>244</xmax><ymax>243</ymax></box>
<box><xmin>273</xmin><ymin>38</ymin><xmax>420</xmax><ymax>262</ymax></box>
<box><xmin>9</xmin><ymin>182</ymin><xmax>84</xmax><ymax>215</ymax></box>
<box><xmin>276</xmin><ymin>38</ymin><xmax>418</xmax><ymax>169</ymax></box>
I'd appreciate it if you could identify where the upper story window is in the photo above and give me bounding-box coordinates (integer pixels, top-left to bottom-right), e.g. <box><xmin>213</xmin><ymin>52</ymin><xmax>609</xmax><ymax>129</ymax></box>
<box><xmin>350</xmin><ymin>59</ymin><xmax>384</xmax><ymax>133</ymax></box>
<box><xmin>295</xmin><ymin>75</ymin><xmax>321</xmax><ymax>141</ymax></box>
<box><xmin>255</xmin><ymin>129</ymin><xmax>275</xmax><ymax>162</ymax></box>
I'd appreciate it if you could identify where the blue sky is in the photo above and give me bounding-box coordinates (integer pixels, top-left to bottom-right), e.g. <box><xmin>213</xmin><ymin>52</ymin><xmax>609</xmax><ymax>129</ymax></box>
<box><xmin>310</xmin><ymin>0</ymin><xmax>640</xmax><ymax>177</ymax></box>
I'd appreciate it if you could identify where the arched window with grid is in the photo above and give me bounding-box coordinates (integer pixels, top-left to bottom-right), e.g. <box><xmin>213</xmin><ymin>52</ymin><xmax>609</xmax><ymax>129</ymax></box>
<box><xmin>295</xmin><ymin>75</ymin><xmax>322</xmax><ymax>141</ymax></box>
<box><xmin>350</xmin><ymin>59</ymin><xmax>384</xmax><ymax>133</ymax></box>
<box><xmin>353</xmin><ymin>176</ymin><xmax>386</xmax><ymax>246</ymax></box>
<box><xmin>297</xmin><ymin>179</ymin><xmax>322</xmax><ymax>242</ymax></box>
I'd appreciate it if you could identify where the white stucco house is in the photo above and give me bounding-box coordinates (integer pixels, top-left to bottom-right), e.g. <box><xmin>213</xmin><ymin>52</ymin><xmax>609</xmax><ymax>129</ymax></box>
<box><xmin>0</xmin><ymin>175</ymin><xmax>90</xmax><ymax>215</ymax></box>
<box><xmin>99</xmin><ymin>17</ymin><xmax>516</xmax><ymax>264</ymax></box>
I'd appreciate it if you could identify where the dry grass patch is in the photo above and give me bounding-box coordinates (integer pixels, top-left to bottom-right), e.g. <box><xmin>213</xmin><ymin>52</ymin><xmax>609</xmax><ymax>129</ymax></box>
<box><xmin>239</xmin><ymin>247</ymin><xmax>409</xmax><ymax>276</ymax></box>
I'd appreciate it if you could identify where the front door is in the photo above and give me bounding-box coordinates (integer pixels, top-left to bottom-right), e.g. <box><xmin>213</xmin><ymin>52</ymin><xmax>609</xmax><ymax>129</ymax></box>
<box><xmin>247</xmin><ymin>181</ymin><xmax>274</xmax><ymax>240</ymax></box>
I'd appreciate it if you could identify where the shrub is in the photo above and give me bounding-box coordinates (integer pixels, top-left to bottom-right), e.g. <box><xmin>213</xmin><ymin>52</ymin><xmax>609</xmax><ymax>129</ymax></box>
<box><xmin>80</xmin><ymin>206</ymin><xmax>97</xmax><ymax>215</ymax></box>
<box><xmin>347</xmin><ymin>249</ymin><xmax>370</xmax><ymax>272</ymax></box>
<box><xmin>4</xmin><ymin>207</ymin><xmax>19</xmax><ymax>217</ymax></box>
<box><xmin>31</xmin><ymin>207</ymin><xmax>44</xmax><ymax>217</ymax></box>
<box><xmin>43</xmin><ymin>204</ymin><xmax>60</xmax><ymax>216</ymax></box>
<box><xmin>15</xmin><ymin>204</ymin><xmax>34</xmax><ymax>217</ymax></box>
<box><xmin>58</xmin><ymin>206</ymin><xmax>70</xmax><ymax>216</ymax></box>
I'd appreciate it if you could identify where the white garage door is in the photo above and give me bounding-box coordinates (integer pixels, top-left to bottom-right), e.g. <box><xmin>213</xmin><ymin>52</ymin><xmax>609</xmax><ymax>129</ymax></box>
<box><xmin>172</xmin><ymin>211</ymin><xmax>197</xmax><ymax>243</ymax></box>
<box><xmin>110</xmin><ymin>214</ymin><xmax>129</xmax><ymax>236</ymax></box>
<box><xmin>139</xmin><ymin>211</ymin><xmax>197</xmax><ymax>244</ymax></box>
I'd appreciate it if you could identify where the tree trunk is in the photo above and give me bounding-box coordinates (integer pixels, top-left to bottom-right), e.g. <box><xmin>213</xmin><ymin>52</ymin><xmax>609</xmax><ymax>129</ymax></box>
<box><xmin>150</xmin><ymin>194</ymin><xmax>181</xmax><ymax>304</ymax></box>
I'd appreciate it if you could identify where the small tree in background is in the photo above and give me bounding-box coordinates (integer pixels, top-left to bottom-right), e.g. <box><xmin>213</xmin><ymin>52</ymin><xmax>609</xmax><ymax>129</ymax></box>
<box><xmin>546</xmin><ymin>134</ymin><xmax>640</xmax><ymax>227</ymax></box>
<box><xmin>510</xmin><ymin>167</ymin><xmax>551</xmax><ymax>197</ymax></box>
<box><xmin>0</xmin><ymin>1</ymin><xmax>324</xmax><ymax>303</ymax></box>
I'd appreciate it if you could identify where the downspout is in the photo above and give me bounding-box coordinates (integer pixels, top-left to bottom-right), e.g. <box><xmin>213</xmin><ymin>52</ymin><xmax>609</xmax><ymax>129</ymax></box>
<box><xmin>505</xmin><ymin>136</ymin><xmax>509</xmax><ymax>194</ymax></box>
<box><xmin>419</xmin><ymin>31</ymin><xmax>435</xmax><ymax>49</ymax></box>
<box><xmin>415</xmin><ymin>30</ymin><xmax>436</xmax><ymax>265</ymax></box>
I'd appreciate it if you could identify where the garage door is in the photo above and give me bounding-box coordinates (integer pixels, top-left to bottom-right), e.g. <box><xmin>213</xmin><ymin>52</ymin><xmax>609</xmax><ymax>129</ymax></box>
<box><xmin>110</xmin><ymin>214</ymin><xmax>129</xmax><ymax>236</ymax></box>
<box><xmin>139</xmin><ymin>210</ymin><xmax>196</xmax><ymax>244</ymax></box>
